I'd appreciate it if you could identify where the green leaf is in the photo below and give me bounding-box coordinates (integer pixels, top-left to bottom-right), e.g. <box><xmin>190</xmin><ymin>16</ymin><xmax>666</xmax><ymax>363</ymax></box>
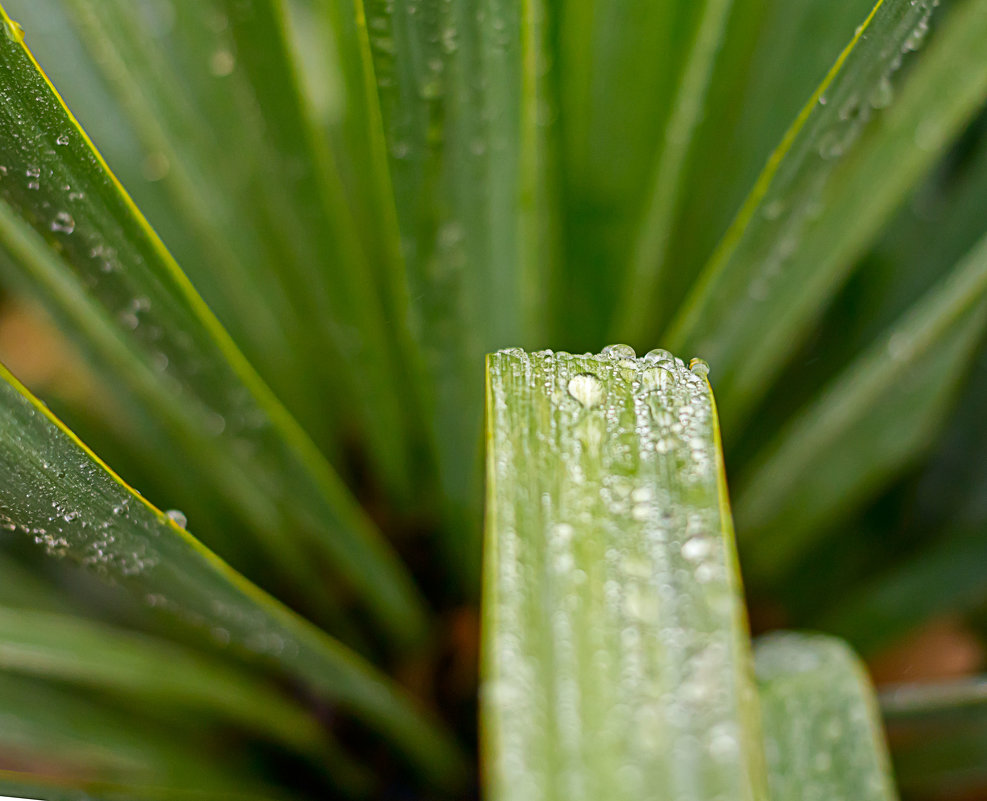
<box><xmin>483</xmin><ymin>347</ymin><xmax>766</xmax><ymax>801</ymax></box>
<box><xmin>40</xmin><ymin>0</ymin><xmax>334</xmax><ymax>446</ymax></box>
<box><xmin>0</xmin><ymin>5</ymin><xmax>427</xmax><ymax>641</ymax></box>
<box><xmin>353</xmin><ymin>0</ymin><xmax>557</xmax><ymax>583</ymax></box>
<box><xmin>49</xmin><ymin>0</ymin><xmax>416</xmax><ymax>486</ymax></box>
<box><xmin>0</xmin><ymin>674</ymin><xmax>275</xmax><ymax>797</ymax></box>
<box><xmin>735</xmin><ymin>230</ymin><xmax>987</xmax><ymax>585</ymax></box>
<box><xmin>666</xmin><ymin>0</ymin><xmax>873</xmax><ymax>313</ymax></box>
<box><xmin>755</xmin><ymin>632</ymin><xmax>898</xmax><ymax>801</ymax></box>
<box><xmin>0</xmin><ymin>552</ymin><xmax>68</xmax><ymax>611</ymax></box>
<box><xmin>0</xmin><ymin>607</ymin><xmax>324</xmax><ymax>754</ymax></box>
<box><xmin>0</xmin><ymin>606</ymin><xmax>373</xmax><ymax>795</ymax></box>
<box><xmin>613</xmin><ymin>0</ymin><xmax>734</xmax><ymax>343</ymax></box>
<box><xmin>667</xmin><ymin>0</ymin><xmax>987</xmax><ymax>429</ymax></box>
<box><xmin>0</xmin><ymin>364</ymin><xmax>466</xmax><ymax>789</ymax></box>
<box><xmin>215</xmin><ymin>0</ymin><xmax>419</xmax><ymax>497</ymax></box>
<box><xmin>554</xmin><ymin>0</ymin><xmax>716</xmax><ymax>343</ymax></box>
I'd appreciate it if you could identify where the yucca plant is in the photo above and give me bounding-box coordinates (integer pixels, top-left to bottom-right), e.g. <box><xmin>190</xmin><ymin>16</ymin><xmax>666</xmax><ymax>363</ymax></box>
<box><xmin>0</xmin><ymin>0</ymin><xmax>985</xmax><ymax>798</ymax></box>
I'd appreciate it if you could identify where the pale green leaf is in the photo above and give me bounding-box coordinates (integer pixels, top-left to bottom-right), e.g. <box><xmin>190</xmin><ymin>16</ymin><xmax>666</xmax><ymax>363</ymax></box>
<box><xmin>667</xmin><ymin>0</ymin><xmax>873</xmax><ymax>311</ymax></box>
<box><xmin>0</xmin><ymin>363</ymin><xmax>466</xmax><ymax>788</ymax></box>
<box><xmin>483</xmin><ymin>347</ymin><xmax>766</xmax><ymax>801</ymax></box>
<box><xmin>755</xmin><ymin>632</ymin><xmax>898</xmax><ymax>801</ymax></box>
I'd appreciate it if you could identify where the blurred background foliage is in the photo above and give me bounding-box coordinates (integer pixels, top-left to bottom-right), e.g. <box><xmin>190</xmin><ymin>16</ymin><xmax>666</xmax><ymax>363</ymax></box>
<box><xmin>0</xmin><ymin>0</ymin><xmax>985</xmax><ymax>798</ymax></box>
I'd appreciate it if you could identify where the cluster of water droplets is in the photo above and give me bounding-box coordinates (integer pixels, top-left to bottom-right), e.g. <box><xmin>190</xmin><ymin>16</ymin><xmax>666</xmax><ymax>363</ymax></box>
<box><xmin>486</xmin><ymin>345</ymin><xmax>753</xmax><ymax>801</ymax></box>
<box><xmin>0</xmin><ymin>378</ymin><xmax>301</xmax><ymax>663</ymax></box>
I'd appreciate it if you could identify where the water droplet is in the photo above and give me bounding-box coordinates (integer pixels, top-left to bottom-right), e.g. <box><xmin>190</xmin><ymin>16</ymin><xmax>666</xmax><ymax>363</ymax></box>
<box><xmin>681</xmin><ymin>536</ymin><xmax>712</xmax><ymax>562</ymax></box>
<box><xmin>3</xmin><ymin>18</ymin><xmax>24</xmax><ymax>43</ymax></box>
<box><xmin>643</xmin><ymin>348</ymin><xmax>673</xmax><ymax>364</ymax></box>
<box><xmin>868</xmin><ymin>75</ymin><xmax>894</xmax><ymax>109</ymax></box>
<box><xmin>689</xmin><ymin>358</ymin><xmax>710</xmax><ymax>378</ymax></box>
<box><xmin>209</xmin><ymin>49</ymin><xmax>236</xmax><ymax>77</ymax></box>
<box><xmin>887</xmin><ymin>331</ymin><xmax>913</xmax><ymax>361</ymax></box>
<box><xmin>641</xmin><ymin>366</ymin><xmax>674</xmax><ymax>392</ymax></box>
<box><xmin>762</xmin><ymin>199</ymin><xmax>785</xmax><ymax>220</ymax></box>
<box><xmin>50</xmin><ymin>211</ymin><xmax>75</xmax><ymax>234</ymax></box>
<box><xmin>903</xmin><ymin>17</ymin><xmax>929</xmax><ymax>52</ymax></box>
<box><xmin>567</xmin><ymin>373</ymin><xmax>604</xmax><ymax>409</ymax></box>
<box><xmin>602</xmin><ymin>343</ymin><xmax>636</xmax><ymax>360</ymax></box>
<box><xmin>165</xmin><ymin>509</ymin><xmax>187</xmax><ymax>529</ymax></box>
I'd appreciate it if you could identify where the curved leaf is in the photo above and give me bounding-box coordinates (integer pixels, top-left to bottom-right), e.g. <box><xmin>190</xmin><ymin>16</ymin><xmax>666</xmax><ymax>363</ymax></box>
<box><xmin>483</xmin><ymin>347</ymin><xmax>766</xmax><ymax>801</ymax></box>
<box><xmin>755</xmin><ymin>632</ymin><xmax>898</xmax><ymax>801</ymax></box>
<box><xmin>0</xmin><ymin>5</ymin><xmax>427</xmax><ymax>641</ymax></box>
<box><xmin>0</xmin><ymin>363</ymin><xmax>466</xmax><ymax>788</ymax></box>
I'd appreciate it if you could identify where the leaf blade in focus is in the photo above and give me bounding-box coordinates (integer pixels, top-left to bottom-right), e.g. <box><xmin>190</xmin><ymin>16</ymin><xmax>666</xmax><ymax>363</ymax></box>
<box><xmin>483</xmin><ymin>347</ymin><xmax>766</xmax><ymax>801</ymax></box>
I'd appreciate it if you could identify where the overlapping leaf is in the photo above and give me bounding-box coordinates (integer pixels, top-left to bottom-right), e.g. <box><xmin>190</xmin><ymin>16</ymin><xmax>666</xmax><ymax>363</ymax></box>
<box><xmin>736</xmin><ymin>230</ymin><xmax>987</xmax><ymax>584</ymax></box>
<box><xmin>347</xmin><ymin>0</ymin><xmax>557</xmax><ymax>583</ymax></box>
<box><xmin>0</xmin><ymin>363</ymin><xmax>465</xmax><ymax>788</ymax></box>
<box><xmin>0</xmin><ymin>5</ymin><xmax>427</xmax><ymax>641</ymax></box>
<box><xmin>755</xmin><ymin>632</ymin><xmax>897</xmax><ymax>801</ymax></box>
<box><xmin>667</xmin><ymin>0</ymin><xmax>987</xmax><ymax>430</ymax></box>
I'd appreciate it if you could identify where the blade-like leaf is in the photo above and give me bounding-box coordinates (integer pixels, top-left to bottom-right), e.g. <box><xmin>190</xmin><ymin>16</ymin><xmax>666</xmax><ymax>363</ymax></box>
<box><xmin>555</xmin><ymin>0</ymin><xmax>714</xmax><ymax>343</ymax></box>
<box><xmin>0</xmin><ymin>364</ymin><xmax>466</xmax><ymax>788</ymax></box>
<box><xmin>613</xmin><ymin>0</ymin><xmax>733</xmax><ymax>342</ymax></box>
<box><xmin>351</xmin><ymin>0</ymin><xmax>557</xmax><ymax>583</ymax></box>
<box><xmin>49</xmin><ymin>0</ymin><xmax>418</xmax><ymax>486</ymax></box>
<box><xmin>0</xmin><ymin>552</ymin><xmax>68</xmax><ymax>611</ymax></box>
<box><xmin>24</xmin><ymin>0</ymin><xmax>333</xmax><ymax>446</ymax></box>
<box><xmin>0</xmin><ymin>674</ymin><xmax>272</xmax><ymax>797</ymax></box>
<box><xmin>0</xmin><ymin>607</ymin><xmax>324</xmax><ymax>755</ymax></box>
<box><xmin>216</xmin><ymin>0</ymin><xmax>420</xmax><ymax>497</ymax></box>
<box><xmin>667</xmin><ymin>0</ymin><xmax>987</xmax><ymax>429</ymax></box>
<box><xmin>735</xmin><ymin>230</ymin><xmax>987</xmax><ymax>584</ymax></box>
<box><xmin>0</xmin><ymin>6</ymin><xmax>427</xmax><ymax>641</ymax></box>
<box><xmin>667</xmin><ymin>0</ymin><xmax>873</xmax><ymax>313</ymax></box>
<box><xmin>483</xmin><ymin>347</ymin><xmax>766</xmax><ymax>801</ymax></box>
<box><xmin>755</xmin><ymin>632</ymin><xmax>898</xmax><ymax>801</ymax></box>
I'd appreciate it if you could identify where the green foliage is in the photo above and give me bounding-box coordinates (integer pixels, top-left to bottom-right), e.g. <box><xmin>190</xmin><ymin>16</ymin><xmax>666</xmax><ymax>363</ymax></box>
<box><xmin>484</xmin><ymin>349</ymin><xmax>766</xmax><ymax>801</ymax></box>
<box><xmin>0</xmin><ymin>0</ymin><xmax>983</xmax><ymax>798</ymax></box>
